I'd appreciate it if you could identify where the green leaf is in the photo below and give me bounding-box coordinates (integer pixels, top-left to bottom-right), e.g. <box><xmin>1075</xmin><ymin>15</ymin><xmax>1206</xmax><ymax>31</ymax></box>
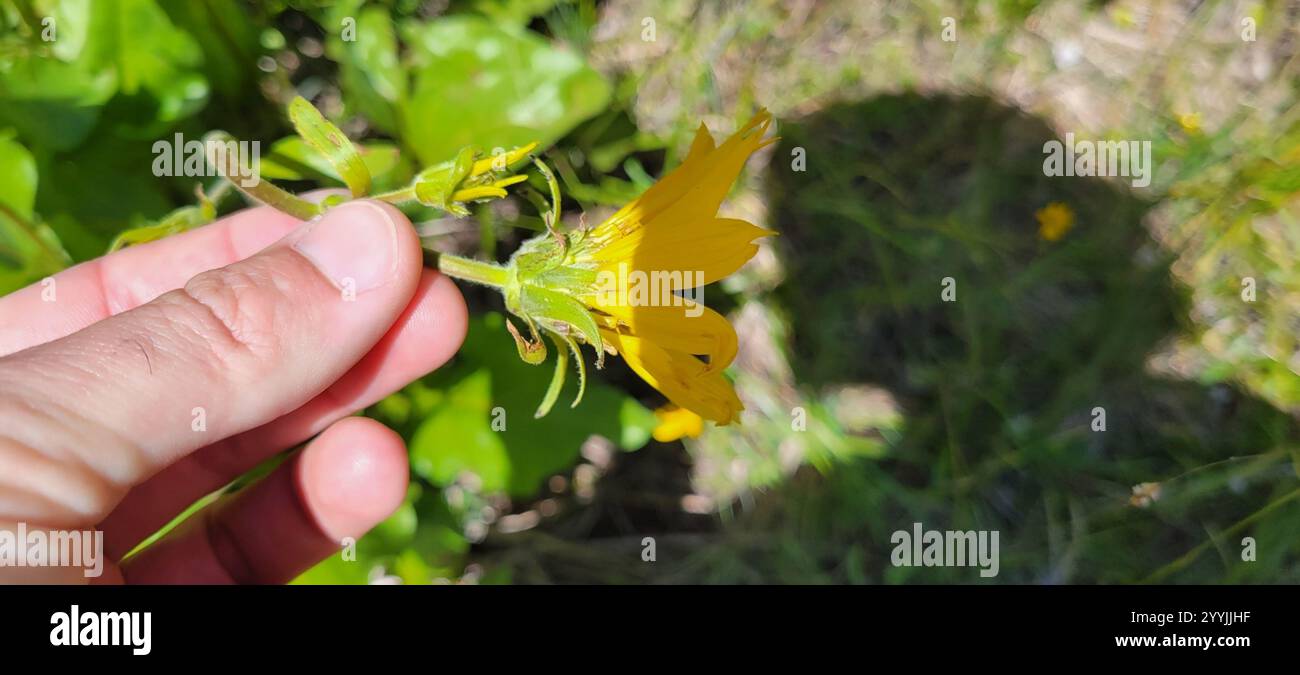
<box><xmin>398</xmin><ymin>16</ymin><xmax>611</xmax><ymax>165</ymax></box>
<box><xmin>0</xmin><ymin>56</ymin><xmax>117</xmax><ymax>152</ymax></box>
<box><xmin>290</xmin><ymin>554</ymin><xmax>372</xmax><ymax>585</ymax></box>
<box><xmin>107</xmin><ymin>201</ymin><xmax>212</xmax><ymax>252</ymax></box>
<box><xmin>0</xmin><ymin>0</ymin><xmax>111</xmax><ymax>149</ymax></box>
<box><xmin>47</xmin><ymin>0</ymin><xmax>94</xmax><ymax>62</ymax></box>
<box><xmin>85</xmin><ymin>0</ymin><xmax>209</xmax><ymax>130</ymax></box>
<box><xmin>0</xmin><ymin>133</ymin><xmax>37</xmax><ymax>220</ymax></box>
<box><xmin>326</xmin><ymin>2</ymin><xmax>405</xmax><ymax>135</ymax></box>
<box><xmin>160</xmin><ymin>0</ymin><xmax>260</xmax><ymax>100</ymax></box>
<box><xmin>259</xmin><ymin>136</ymin><xmax>404</xmax><ymax>188</ymax></box>
<box><xmin>288</xmin><ymin>96</ymin><xmax>371</xmax><ymax>197</ymax></box>
<box><xmin>352</xmin><ymin>8</ymin><xmax>406</xmax><ymax>104</ymax></box>
<box><xmin>472</xmin><ymin>0</ymin><xmax>562</xmax><ymax>26</ymax></box>
<box><xmin>35</xmin><ymin>132</ymin><xmax>175</xmax><ymax>261</ymax></box>
<box><xmin>0</xmin><ymin>0</ymin><xmax>217</xmax><ymax>149</ymax></box>
<box><xmin>409</xmin><ymin>369</ymin><xmax>511</xmax><ymax>492</ymax></box>
<box><xmin>617</xmin><ymin>397</ymin><xmax>657</xmax><ymax>450</ymax></box>
<box><xmin>0</xmin><ymin>133</ymin><xmax>65</xmax><ymax>294</ymax></box>
<box><xmin>406</xmin><ymin>313</ymin><xmax>656</xmax><ymax>498</ymax></box>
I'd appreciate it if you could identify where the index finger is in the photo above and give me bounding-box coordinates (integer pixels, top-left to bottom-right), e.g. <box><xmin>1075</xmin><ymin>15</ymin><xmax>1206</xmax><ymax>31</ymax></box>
<box><xmin>0</xmin><ymin>203</ymin><xmax>305</xmax><ymax>357</ymax></box>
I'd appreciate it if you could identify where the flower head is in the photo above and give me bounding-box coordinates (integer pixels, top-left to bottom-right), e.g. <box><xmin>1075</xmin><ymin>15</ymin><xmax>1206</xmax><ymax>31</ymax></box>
<box><xmin>1176</xmin><ymin>112</ymin><xmax>1202</xmax><ymax>135</ymax></box>
<box><xmin>1035</xmin><ymin>201</ymin><xmax>1075</xmax><ymax>242</ymax></box>
<box><xmin>499</xmin><ymin>110</ymin><xmax>777</xmax><ymax>424</ymax></box>
<box><xmin>412</xmin><ymin>142</ymin><xmax>538</xmax><ymax>216</ymax></box>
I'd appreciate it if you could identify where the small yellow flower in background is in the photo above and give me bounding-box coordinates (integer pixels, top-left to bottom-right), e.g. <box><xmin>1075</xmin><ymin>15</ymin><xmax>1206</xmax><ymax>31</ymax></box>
<box><xmin>1035</xmin><ymin>201</ymin><xmax>1075</xmax><ymax>242</ymax></box>
<box><xmin>652</xmin><ymin>405</ymin><xmax>705</xmax><ymax>442</ymax></box>
<box><xmin>1176</xmin><ymin>112</ymin><xmax>1202</xmax><ymax>135</ymax></box>
<box><xmin>1110</xmin><ymin>7</ymin><xmax>1136</xmax><ymax>28</ymax></box>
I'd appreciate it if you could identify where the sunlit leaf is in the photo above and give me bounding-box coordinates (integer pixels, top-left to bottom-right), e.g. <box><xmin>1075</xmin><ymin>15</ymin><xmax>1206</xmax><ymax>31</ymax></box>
<box><xmin>0</xmin><ymin>133</ymin><xmax>66</xmax><ymax>293</ymax></box>
<box><xmin>406</xmin><ymin>313</ymin><xmax>656</xmax><ymax>497</ymax></box>
<box><xmin>259</xmin><ymin>136</ymin><xmax>404</xmax><ymax>188</ymax></box>
<box><xmin>288</xmin><ymin>96</ymin><xmax>371</xmax><ymax>196</ymax></box>
<box><xmin>326</xmin><ymin>2</ymin><xmax>405</xmax><ymax>134</ymax></box>
<box><xmin>398</xmin><ymin>16</ymin><xmax>611</xmax><ymax>165</ymax></box>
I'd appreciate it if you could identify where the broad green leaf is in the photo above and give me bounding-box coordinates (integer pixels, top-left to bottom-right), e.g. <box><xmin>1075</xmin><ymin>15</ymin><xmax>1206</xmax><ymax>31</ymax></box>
<box><xmin>0</xmin><ymin>0</ymin><xmax>213</xmax><ymax>150</ymax></box>
<box><xmin>86</xmin><ymin>0</ymin><xmax>203</xmax><ymax>98</ymax></box>
<box><xmin>0</xmin><ymin>57</ymin><xmax>117</xmax><ymax>151</ymax></box>
<box><xmin>405</xmin><ymin>313</ymin><xmax>656</xmax><ymax>498</ymax></box>
<box><xmin>35</xmin><ymin>133</ymin><xmax>174</xmax><ymax>261</ymax></box>
<box><xmin>81</xmin><ymin>0</ymin><xmax>209</xmax><ymax>132</ymax></box>
<box><xmin>0</xmin><ymin>133</ymin><xmax>37</xmax><ymax>219</ymax></box>
<box><xmin>327</xmin><ymin>2</ymin><xmax>405</xmax><ymax>135</ymax></box>
<box><xmin>47</xmin><ymin>0</ymin><xmax>93</xmax><ymax>62</ymax></box>
<box><xmin>288</xmin><ymin>96</ymin><xmax>371</xmax><ymax>196</ymax></box>
<box><xmin>409</xmin><ymin>369</ymin><xmax>511</xmax><ymax>492</ymax></box>
<box><xmin>160</xmin><ymin>0</ymin><xmax>260</xmax><ymax>100</ymax></box>
<box><xmin>617</xmin><ymin>397</ymin><xmax>657</xmax><ymax>450</ymax></box>
<box><xmin>0</xmin><ymin>0</ymin><xmax>115</xmax><ymax>150</ymax></box>
<box><xmin>293</xmin><ymin>485</ymin><xmax>470</xmax><ymax>585</ymax></box>
<box><xmin>398</xmin><ymin>16</ymin><xmax>611</xmax><ymax>165</ymax></box>
<box><xmin>350</xmin><ymin>6</ymin><xmax>407</xmax><ymax>102</ymax></box>
<box><xmin>472</xmin><ymin>0</ymin><xmax>562</xmax><ymax>26</ymax></box>
<box><xmin>0</xmin><ymin>133</ymin><xmax>65</xmax><ymax>294</ymax></box>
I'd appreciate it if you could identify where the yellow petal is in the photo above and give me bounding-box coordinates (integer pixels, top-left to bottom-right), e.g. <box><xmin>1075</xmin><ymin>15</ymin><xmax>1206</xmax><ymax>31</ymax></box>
<box><xmin>652</xmin><ymin>405</ymin><xmax>705</xmax><ymax>442</ymax></box>
<box><xmin>591</xmin><ymin>217</ymin><xmax>773</xmax><ymax>286</ymax></box>
<box><xmin>491</xmin><ymin>174</ymin><xmax>529</xmax><ymax>189</ymax></box>
<box><xmin>684</xmin><ymin>122</ymin><xmax>716</xmax><ymax>162</ymax></box>
<box><xmin>451</xmin><ymin>185</ymin><xmax>508</xmax><ymax>202</ymax></box>
<box><xmin>603</xmin><ymin>329</ymin><xmax>743</xmax><ymax>424</ymax></box>
<box><xmin>584</xmin><ymin>110</ymin><xmax>775</xmax><ymax>253</ymax></box>
<box><xmin>585</xmin><ymin>300</ymin><xmax>738</xmax><ymax>374</ymax></box>
<box><xmin>471</xmin><ymin>141</ymin><xmax>538</xmax><ymax>176</ymax></box>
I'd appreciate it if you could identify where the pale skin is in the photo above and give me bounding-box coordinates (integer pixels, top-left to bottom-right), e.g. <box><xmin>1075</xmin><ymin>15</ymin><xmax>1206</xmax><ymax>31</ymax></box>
<box><xmin>0</xmin><ymin>199</ymin><xmax>468</xmax><ymax>583</ymax></box>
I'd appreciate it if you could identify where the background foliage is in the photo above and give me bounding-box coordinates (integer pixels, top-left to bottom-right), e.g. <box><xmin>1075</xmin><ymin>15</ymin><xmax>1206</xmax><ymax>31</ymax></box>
<box><xmin>2</xmin><ymin>0</ymin><xmax>1298</xmax><ymax>584</ymax></box>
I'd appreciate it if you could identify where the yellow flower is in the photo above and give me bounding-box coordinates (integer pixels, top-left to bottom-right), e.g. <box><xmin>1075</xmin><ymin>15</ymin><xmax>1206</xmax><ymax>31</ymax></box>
<box><xmin>652</xmin><ymin>405</ymin><xmax>705</xmax><ymax>442</ymax></box>
<box><xmin>1176</xmin><ymin>112</ymin><xmax>1201</xmax><ymax>135</ymax></box>
<box><xmin>573</xmin><ymin>111</ymin><xmax>776</xmax><ymax>424</ymax></box>
<box><xmin>497</xmin><ymin>110</ymin><xmax>777</xmax><ymax>424</ymax></box>
<box><xmin>1035</xmin><ymin>201</ymin><xmax>1075</xmax><ymax>242</ymax></box>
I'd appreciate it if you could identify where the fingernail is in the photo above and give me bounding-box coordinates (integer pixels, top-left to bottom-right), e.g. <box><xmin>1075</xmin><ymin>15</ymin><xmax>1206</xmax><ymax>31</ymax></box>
<box><xmin>292</xmin><ymin>201</ymin><xmax>398</xmax><ymax>293</ymax></box>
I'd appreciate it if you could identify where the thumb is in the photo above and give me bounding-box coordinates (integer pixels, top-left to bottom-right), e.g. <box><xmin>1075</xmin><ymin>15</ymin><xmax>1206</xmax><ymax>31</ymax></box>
<box><xmin>0</xmin><ymin>200</ymin><xmax>423</xmax><ymax>526</ymax></box>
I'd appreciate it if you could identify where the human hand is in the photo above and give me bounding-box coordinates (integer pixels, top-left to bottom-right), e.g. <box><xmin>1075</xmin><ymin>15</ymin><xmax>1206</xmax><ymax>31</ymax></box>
<box><xmin>0</xmin><ymin>200</ymin><xmax>467</xmax><ymax>584</ymax></box>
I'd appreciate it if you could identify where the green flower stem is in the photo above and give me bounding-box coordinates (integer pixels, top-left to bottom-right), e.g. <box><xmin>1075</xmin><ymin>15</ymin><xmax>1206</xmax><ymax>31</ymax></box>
<box><xmin>205</xmin><ymin>132</ymin><xmax>321</xmax><ymax>221</ymax></box>
<box><xmin>428</xmin><ymin>250</ymin><xmax>510</xmax><ymax>288</ymax></box>
<box><xmin>0</xmin><ymin>201</ymin><xmax>65</xmax><ymax>272</ymax></box>
<box><xmin>238</xmin><ymin>179</ymin><xmax>322</xmax><ymax>220</ymax></box>
<box><xmin>372</xmin><ymin>186</ymin><xmax>417</xmax><ymax>204</ymax></box>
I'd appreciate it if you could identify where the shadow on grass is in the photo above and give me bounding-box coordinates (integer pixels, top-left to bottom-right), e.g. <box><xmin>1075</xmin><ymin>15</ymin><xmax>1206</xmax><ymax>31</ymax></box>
<box><xmin>756</xmin><ymin>93</ymin><xmax>1300</xmax><ymax>583</ymax></box>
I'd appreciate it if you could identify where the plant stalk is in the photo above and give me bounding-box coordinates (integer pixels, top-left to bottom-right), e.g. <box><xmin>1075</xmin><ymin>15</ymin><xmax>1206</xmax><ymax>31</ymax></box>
<box><xmin>426</xmin><ymin>250</ymin><xmax>510</xmax><ymax>288</ymax></box>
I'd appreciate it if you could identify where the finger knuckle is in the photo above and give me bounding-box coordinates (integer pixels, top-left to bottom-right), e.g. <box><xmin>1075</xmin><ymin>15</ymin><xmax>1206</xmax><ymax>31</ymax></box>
<box><xmin>167</xmin><ymin>263</ymin><xmax>289</xmax><ymax>366</ymax></box>
<box><xmin>0</xmin><ymin>398</ymin><xmax>123</xmax><ymax>525</ymax></box>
